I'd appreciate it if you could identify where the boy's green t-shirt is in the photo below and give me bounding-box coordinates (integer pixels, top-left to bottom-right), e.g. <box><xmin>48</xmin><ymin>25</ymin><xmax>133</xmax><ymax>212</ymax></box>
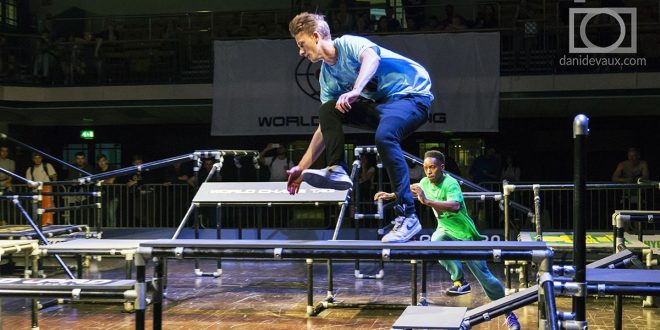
<box><xmin>419</xmin><ymin>175</ymin><xmax>483</xmax><ymax>241</ymax></box>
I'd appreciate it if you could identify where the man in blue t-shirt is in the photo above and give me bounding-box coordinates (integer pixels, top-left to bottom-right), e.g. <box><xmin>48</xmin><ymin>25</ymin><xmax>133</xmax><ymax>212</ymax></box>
<box><xmin>286</xmin><ymin>12</ymin><xmax>434</xmax><ymax>243</ymax></box>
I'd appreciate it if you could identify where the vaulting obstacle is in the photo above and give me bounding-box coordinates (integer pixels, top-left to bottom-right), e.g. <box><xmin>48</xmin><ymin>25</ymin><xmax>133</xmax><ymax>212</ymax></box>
<box><xmin>173</xmin><ymin>181</ymin><xmax>348</xmax><ymax>277</ymax></box>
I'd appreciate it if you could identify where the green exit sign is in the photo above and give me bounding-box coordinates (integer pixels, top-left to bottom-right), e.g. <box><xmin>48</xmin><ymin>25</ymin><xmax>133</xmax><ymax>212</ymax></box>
<box><xmin>80</xmin><ymin>130</ymin><xmax>95</xmax><ymax>140</ymax></box>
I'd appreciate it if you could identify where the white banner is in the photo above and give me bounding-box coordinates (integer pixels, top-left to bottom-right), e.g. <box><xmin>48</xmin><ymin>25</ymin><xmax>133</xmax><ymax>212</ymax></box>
<box><xmin>212</xmin><ymin>33</ymin><xmax>500</xmax><ymax>136</ymax></box>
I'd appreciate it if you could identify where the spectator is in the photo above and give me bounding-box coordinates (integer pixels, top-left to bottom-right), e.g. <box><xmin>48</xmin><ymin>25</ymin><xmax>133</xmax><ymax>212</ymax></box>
<box><xmin>0</xmin><ymin>144</ymin><xmax>15</xmax><ymax>193</ymax></box>
<box><xmin>66</xmin><ymin>151</ymin><xmax>94</xmax><ymax>180</ymax></box>
<box><xmin>440</xmin><ymin>4</ymin><xmax>466</xmax><ymax>29</ymax></box>
<box><xmin>358</xmin><ymin>153</ymin><xmax>376</xmax><ymax>202</ymax></box>
<box><xmin>501</xmin><ymin>155</ymin><xmax>521</xmax><ymax>182</ymax></box>
<box><xmin>197</xmin><ymin>158</ymin><xmax>222</xmax><ymax>185</ymax></box>
<box><xmin>612</xmin><ymin>147</ymin><xmax>650</xmax><ymax>210</ymax></box>
<box><xmin>126</xmin><ymin>154</ymin><xmax>157</xmax><ymax>188</ymax></box>
<box><xmin>402</xmin><ymin>0</ymin><xmax>426</xmax><ymax>30</ymax></box>
<box><xmin>25</xmin><ymin>153</ymin><xmax>57</xmax><ymax>226</ymax></box>
<box><xmin>259</xmin><ymin>143</ymin><xmax>293</xmax><ymax>182</ymax></box>
<box><xmin>332</xmin><ymin>1</ymin><xmax>355</xmax><ymax>33</ymax></box>
<box><xmin>443</xmin><ymin>15</ymin><xmax>468</xmax><ymax>32</ymax></box>
<box><xmin>33</xmin><ymin>31</ymin><xmax>57</xmax><ymax>83</ymax></box>
<box><xmin>385</xmin><ymin>6</ymin><xmax>402</xmax><ymax>32</ymax></box>
<box><xmin>64</xmin><ymin>151</ymin><xmax>94</xmax><ymax>223</ymax></box>
<box><xmin>420</xmin><ymin>15</ymin><xmax>441</xmax><ymax>31</ymax></box>
<box><xmin>256</xmin><ymin>24</ymin><xmax>269</xmax><ymax>37</ymax></box>
<box><xmin>469</xmin><ymin>147</ymin><xmax>500</xmax><ymax>185</ymax></box>
<box><xmin>612</xmin><ymin>147</ymin><xmax>649</xmax><ymax>183</ymax></box>
<box><xmin>70</xmin><ymin>31</ymin><xmax>103</xmax><ymax>83</ymax></box>
<box><xmin>95</xmin><ymin>154</ymin><xmax>118</xmax><ymax>227</ymax></box>
<box><xmin>445</xmin><ymin>155</ymin><xmax>462</xmax><ymax>177</ymax></box>
<box><xmin>355</xmin><ymin>12</ymin><xmax>372</xmax><ymax>34</ymax></box>
<box><xmin>376</xmin><ymin>7</ymin><xmax>401</xmax><ymax>32</ymax></box>
<box><xmin>125</xmin><ymin>154</ymin><xmax>156</xmax><ymax>227</ymax></box>
<box><xmin>95</xmin><ymin>154</ymin><xmax>116</xmax><ymax>183</ymax></box>
<box><xmin>404</xmin><ymin>16</ymin><xmax>420</xmax><ymax>31</ymax></box>
<box><xmin>163</xmin><ymin>161</ymin><xmax>194</xmax><ymax>187</ymax></box>
<box><xmin>98</xmin><ymin>24</ymin><xmax>120</xmax><ymax>42</ymax></box>
<box><xmin>25</xmin><ymin>153</ymin><xmax>57</xmax><ymax>182</ymax></box>
<box><xmin>474</xmin><ymin>4</ymin><xmax>499</xmax><ymax>29</ymax></box>
<box><xmin>0</xmin><ymin>144</ymin><xmax>15</xmax><ymax>225</ymax></box>
<box><xmin>0</xmin><ymin>144</ymin><xmax>16</xmax><ymax>192</ymax></box>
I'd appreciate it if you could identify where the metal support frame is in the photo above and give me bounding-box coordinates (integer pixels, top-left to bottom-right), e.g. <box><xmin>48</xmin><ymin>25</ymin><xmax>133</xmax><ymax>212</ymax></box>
<box><xmin>11</xmin><ymin>198</ymin><xmax>75</xmax><ymax>279</ymax></box>
<box><xmin>572</xmin><ymin>114</ymin><xmax>589</xmax><ymax>327</ymax></box>
<box><xmin>352</xmin><ymin>146</ymin><xmax>386</xmax><ymax>280</ymax></box>
<box><xmin>137</xmin><ymin>239</ymin><xmax>552</xmax><ymax>328</ymax></box>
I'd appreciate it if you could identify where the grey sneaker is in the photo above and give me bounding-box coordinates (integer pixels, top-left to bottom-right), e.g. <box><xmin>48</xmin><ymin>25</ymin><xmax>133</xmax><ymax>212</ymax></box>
<box><xmin>302</xmin><ymin>165</ymin><xmax>353</xmax><ymax>190</ymax></box>
<box><xmin>381</xmin><ymin>214</ymin><xmax>421</xmax><ymax>243</ymax></box>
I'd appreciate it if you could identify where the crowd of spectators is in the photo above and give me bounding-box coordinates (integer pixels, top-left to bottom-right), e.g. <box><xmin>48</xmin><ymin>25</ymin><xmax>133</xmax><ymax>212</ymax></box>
<box><xmin>327</xmin><ymin>3</ymin><xmax>502</xmax><ymax>35</ymax></box>
<box><xmin>4</xmin><ymin>1</ymin><xmax>657</xmax><ymax>84</ymax></box>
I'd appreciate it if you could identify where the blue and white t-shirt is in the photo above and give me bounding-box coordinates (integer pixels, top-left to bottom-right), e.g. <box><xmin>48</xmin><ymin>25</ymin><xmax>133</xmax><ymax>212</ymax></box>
<box><xmin>319</xmin><ymin>35</ymin><xmax>433</xmax><ymax>104</ymax></box>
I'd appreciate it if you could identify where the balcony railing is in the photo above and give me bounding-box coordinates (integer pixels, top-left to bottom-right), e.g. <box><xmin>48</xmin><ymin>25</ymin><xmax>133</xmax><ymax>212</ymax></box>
<box><xmin>1</xmin><ymin>2</ymin><xmax>659</xmax><ymax>86</ymax></box>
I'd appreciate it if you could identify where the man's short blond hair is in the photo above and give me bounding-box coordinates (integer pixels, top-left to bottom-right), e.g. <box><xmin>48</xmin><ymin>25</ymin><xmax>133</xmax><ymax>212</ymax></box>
<box><xmin>289</xmin><ymin>12</ymin><xmax>331</xmax><ymax>39</ymax></box>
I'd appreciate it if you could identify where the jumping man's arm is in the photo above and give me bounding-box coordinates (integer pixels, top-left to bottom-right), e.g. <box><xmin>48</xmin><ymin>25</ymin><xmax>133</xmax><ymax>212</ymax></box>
<box><xmin>353</xmin><ymin>47</ymin><xmax>380</xmax><ymax>93</ymax></box>
<box><xmin>287</xmin><ymin>126</ymin><xmax>325</xmax><ymax>194</ymax></box>
<box><xmin>335</xmin><ymin>47</ymin><xmax>380</xmax><ymax>113</ymax></box>
<box><xmin>298</xmin><ymin>126</ymin><xmax>325</xmax><ymax>171</ymax></box>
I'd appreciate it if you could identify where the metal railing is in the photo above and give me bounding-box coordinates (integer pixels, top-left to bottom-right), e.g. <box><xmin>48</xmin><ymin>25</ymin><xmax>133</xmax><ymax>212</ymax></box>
<box><xmin>482</xmin><ymin>181</ymin><xmax>659</xmax><ymax>232</ymax></box>
<box><xmin>2</xmin><ymin>181</ymin><xmax>656</xmax><ymax>231</ymax></box>
<box><xmin>1</xmin><ymin>183</ymin><xmax>338</xmax><ymax>229</ymax></box>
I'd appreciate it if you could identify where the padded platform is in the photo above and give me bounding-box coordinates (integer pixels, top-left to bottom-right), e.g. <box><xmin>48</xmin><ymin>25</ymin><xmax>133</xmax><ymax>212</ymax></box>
<box><xmin>0</xmin><ymin>225</ymin><xmax>89</xmax><ymax>240</ymax></box>
<box><xmin>39</xmin><ymin>239</ymin><xmax>146</xmax><ymax>256</ymax></box>
<box><xmin>465</xmin><ymin>285</ymin><xmax>538</xmax><ymax>321</ymax></box>
<box><xmin>392</xmin><ymin>306</ymin><xmax>467</xmax><ymax>330</ymax></box>
<box><xmin>139</xmin><ymin>239</ymin><xmax>548</xmax><ymax>251</ymax></box>
<box><xmin>0</xmin><ymin>278</ymin><xmax>135</xmax><ymax>290</ymax></box>
<box><xmin>587</xmin><ymin>269</ymin><xmax>660</xmax><ymax>285</ymax></box>
<box><xmin>193</xmin><ymin>182</ymin><xmax>348</xmax><ymax>204</ymax></box>
<box><xmin>518</xmin><ymin>231</ymin><xmax>648</xmax><ymax>251</ymax></box>
<box><xmin>586</xmin><ymin>249</ymin><xmax>638</xmax><ymax>269</ymax></box>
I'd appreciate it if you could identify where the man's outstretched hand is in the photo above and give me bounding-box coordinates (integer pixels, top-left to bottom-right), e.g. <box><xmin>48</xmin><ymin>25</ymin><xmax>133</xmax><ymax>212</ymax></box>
<box><xmin>373</xmin><ymin>191</ymin><xmax>396</xmax><ymax>201</ymax></box>
<box><xmin>287</xmin><ymin>165</ymin><xmax>303</xmax><ymax>195</ymax></box>
<box><xmin>410</xmin><ymin>184</ymin><xmax>428</xmax><ymax>205</ymax></box>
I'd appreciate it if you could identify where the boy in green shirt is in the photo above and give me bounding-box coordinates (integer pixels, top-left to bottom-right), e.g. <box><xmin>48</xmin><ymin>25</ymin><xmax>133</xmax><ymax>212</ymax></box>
<box><xmin>375</xmin><ymin>150</ymin><xmax>519</xmax><ymax>330</ymax></box>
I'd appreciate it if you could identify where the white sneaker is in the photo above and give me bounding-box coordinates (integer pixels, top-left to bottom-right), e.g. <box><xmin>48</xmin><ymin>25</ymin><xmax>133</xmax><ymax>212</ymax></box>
<box><xmin>381</xmin><ymin>214</ymin><xmax>421</xmax><ymax>243</ymax></box>
<box><xmin>302</xmin><ymin>165</ymin><xmax>353</xmax><ymax>190</ymax></box>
